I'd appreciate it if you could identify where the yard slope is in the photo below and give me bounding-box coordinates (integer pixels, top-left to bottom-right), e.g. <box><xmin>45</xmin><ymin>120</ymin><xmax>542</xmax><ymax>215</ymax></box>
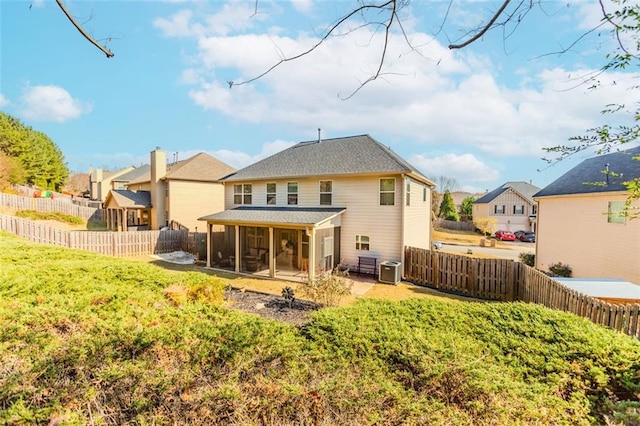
<box><xmin>1</xmin><ymin>231</ymin><xmax>639</xmax><ymax>425</ymax></box>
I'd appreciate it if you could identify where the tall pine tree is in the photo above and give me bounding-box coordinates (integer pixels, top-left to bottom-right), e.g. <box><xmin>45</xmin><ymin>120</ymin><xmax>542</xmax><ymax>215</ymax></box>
<box><xmin>0</xmin><ymin>112</ymin><xmax>69</xmax><ymax>191</ymax></box>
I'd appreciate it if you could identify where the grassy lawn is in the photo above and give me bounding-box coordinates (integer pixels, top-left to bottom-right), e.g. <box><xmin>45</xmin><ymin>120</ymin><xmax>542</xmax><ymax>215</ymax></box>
<box><xmin>2</xmin><ymin>231</ymin><xmax>640</xmax><ymax>425</ymax></box>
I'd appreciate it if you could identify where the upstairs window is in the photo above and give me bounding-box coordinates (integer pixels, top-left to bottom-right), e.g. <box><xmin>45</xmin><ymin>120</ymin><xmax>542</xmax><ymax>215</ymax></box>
<box><xmin>532</xmin><ymin>205</ymin><xmax>537</xmax><ymax>215</ymax></box>
<box><xmin>608</xmin><ymin>201</ymin><xmax>626</xmax><ymax>224</ymax></box>
<box><xmin>494</xmin><ymin>204</ymin><xmax>505</xmax><ymax>214</ymax></box>
<box><xmin>406</xmin><ymin>181</ymin><xmax>411</xmax><ymax>206</ymax></box>
<box><xmin>266</xmin><ymin>183</ymin><xmax>276</xmax><ymax>205</ymax></box>
<box><xmin>288</xmin><ymin>182</ymin><xmax>298</xmax><ymax>205</ymax></box>
<box><xmin>320</xmin><ymin>180</ymin><xmax>332</xmax><ymax>205</ymax></box>
<box><xmin>234</xmin><ymin>184</ymin><xmax>252</xmax><ymax>205</ymax></box>
<box><xmin>514</xmin><ymin>205</ymin><xmax>524</xmax><ymax>215</ymax></box>
<box><xmin>423</xmin><ymin>186</ymin><xmax>427</xmax><ymax>202</ymax></box>
<box><xmin>380</xmin><ymin>178</ymin><xmax>395</xmax><ymax>206</ymax></box>
<box><xmin>356</xmin><ymin>235</ymin><xmax>370</xmax><ymax>251</ymax></box>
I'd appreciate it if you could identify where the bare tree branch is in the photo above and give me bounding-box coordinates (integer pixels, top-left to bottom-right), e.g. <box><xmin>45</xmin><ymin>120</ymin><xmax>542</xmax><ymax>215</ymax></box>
<box><xmin>55</xmin><ymin>0</ymin><xmax>114</xmax><ymax>58</ymax></box>
<box><xmin>448</xmin><ymin>0</ymin><xmax>512</xmax><ymax>49</ymax></box>
<box><xmin>228</xmin><ymin>1</ymin><xmax>395</xmax><ymax>88</ymax></box>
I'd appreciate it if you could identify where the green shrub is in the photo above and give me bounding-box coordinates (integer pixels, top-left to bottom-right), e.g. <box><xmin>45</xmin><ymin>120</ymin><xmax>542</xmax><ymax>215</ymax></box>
<box><xmin>548</xmin><ymin>262</ymin><xmax>573</xmax><ymax>277</ymax></box>
<box><xmin>297</xmin><ymin>266</ymin><xmax>352</xmax><ymax>306</ymax></box>
<box><xmin>518</xmin><ymin>252</ymin><xmax>535</xmax><ymax>266</ymax></box>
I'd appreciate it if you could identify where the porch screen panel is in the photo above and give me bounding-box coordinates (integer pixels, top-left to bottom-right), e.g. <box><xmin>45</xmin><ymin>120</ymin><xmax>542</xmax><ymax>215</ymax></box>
<box><xmin>314</xmin><ymin>228</ymin><xmax>335</xmax><ymax>272</ymax></box>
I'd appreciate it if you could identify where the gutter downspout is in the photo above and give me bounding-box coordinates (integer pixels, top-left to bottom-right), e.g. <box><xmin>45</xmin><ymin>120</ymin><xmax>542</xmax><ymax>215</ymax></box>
<box><xmin>400</xmin><ymin>174</ymin><xmax>406</xmax><ymax>269</ymax></box>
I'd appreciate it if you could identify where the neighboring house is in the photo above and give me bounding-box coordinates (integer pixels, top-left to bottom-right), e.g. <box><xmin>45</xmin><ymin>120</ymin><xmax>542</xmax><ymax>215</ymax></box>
<box><xmin>110</xmin><ymin>165</ymin><xmax>151</xmax><ymax>191</ymax></box>
<box><xmin>199</xmin><ymin>134</ymin><xmax>435</xmax><ymax>281</ymax></box>
<box><xmin>472</xmin><ymin>181</ymin><xmax>540</xmax><ymax>232</ymax></box>
<box><xmin>450</xmin><ymin>191</ymin><xmax>486</xmax><ymax>216</ymax></box>
<box><xmin>104</xmin><ymin>148</ymin><xmax>236</xmax><ymax>231</ymax></box>
<box><xmin>88</xmin><ymin>166</ymin><xmax>135</xmax><ymax>202</ymax></box>
<box><xmin>533</xmin><ymin>146</ymin><xmax>640</xmax><ymax>284</ymax></box>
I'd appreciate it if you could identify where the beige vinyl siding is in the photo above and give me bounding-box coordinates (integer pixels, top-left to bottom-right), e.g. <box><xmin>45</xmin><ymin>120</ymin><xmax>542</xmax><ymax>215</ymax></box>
<box><xmin>222</xmin><ymin>174</ymin><xmax>423</xmax><ymax>265</ymax></box>
<box><xmin>126</xmin><ymin>182</ymin><xmax>151</xmax><ymax>192</ymax></box>
<box><xmin>403</xmin><ymin>178</ymin><xmax>431</xmax><ymax>252</ymax></box>
<box><xmin>536</xmin><ymin>192</ymin><xmax>640</xmax><ymax>283</ymax></box>
<box><xmin>335</xmin><ymin>175</ymin><xmax>403</xmax><ymax>265</ymax></box>
<box><xmin>168</xmin><ymin>180</ymin><xmax>226</xmax><ymax>231</ymax></box>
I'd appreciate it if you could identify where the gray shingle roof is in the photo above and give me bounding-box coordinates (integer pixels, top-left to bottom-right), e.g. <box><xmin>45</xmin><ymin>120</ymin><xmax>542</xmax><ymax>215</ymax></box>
<box><xmin>199</xmin><ymin>206</ymin><xmax>346</xmax><ymax>226</ymax></box>
<box><xmin>127</xmin><ymin>153</ymin><xmax>236</xmax><ymax>185</ymax></box>
<box><xmin>223</xmin><ymin>134</ymin><xmax>433</xmax><ymax>184</ymax></box>
<box><xmin>534</xmin><ymin>145</ymin><xmax>640</xmax><ymax>197</ymax></box>
<box><xmin>113</xmin><ymin>165</ymin><xmax>151</xmax><ymax>182</ymax></box>
<box><xmin>107</xmin><ymin>190</ymin><xmax>151</xmax><ymax>208</ymax></box>
<box><xmin>474</xmin><ymin>181</ymin><xmax>541</xmax><ymax>204</ymax></box>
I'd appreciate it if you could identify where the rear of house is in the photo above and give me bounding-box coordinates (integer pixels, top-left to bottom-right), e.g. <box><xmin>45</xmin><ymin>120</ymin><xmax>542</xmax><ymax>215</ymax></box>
<box><xmin>199</xmin><ymin>134</ymin><xmax>434</xmax><ymax>280</ymax></box>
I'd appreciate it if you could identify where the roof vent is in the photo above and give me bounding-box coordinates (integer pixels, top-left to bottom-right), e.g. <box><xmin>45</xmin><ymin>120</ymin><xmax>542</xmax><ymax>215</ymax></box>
<box><xmin>318</xmin><ymin>128</ymin><xmax>321</xmax><ymax>143</ymax></box>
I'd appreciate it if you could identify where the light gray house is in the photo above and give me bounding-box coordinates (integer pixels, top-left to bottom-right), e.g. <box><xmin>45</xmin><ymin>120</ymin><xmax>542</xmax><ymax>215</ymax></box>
<box><xmin>199</xmin><ymin>134</ymin><xmax>435</xmax><ymax>280</ymax></box>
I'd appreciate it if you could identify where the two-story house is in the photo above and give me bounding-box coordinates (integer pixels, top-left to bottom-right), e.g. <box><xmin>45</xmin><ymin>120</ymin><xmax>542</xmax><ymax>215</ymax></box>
<box><xmin>534</xmin><ymin>146</ymin><xmax>640</xmax><ymax>283</ymax></box>
<box><xmin>104</xmin><ymin>148</ymin><xmax>235</xmax><ymax>231</ymax></box>
<box><xmin>199</xmin><ymin>134</ymin><xmax>435</xmax><ymax>281</ymax></box>
<box><xmin>88</xmin><ymin>165</ymin><xmax>135</xmax><ymax>203</ymax></box>
<box><xmin>472</xmin><ymin>181</ymin><xmax>540</xmax><ymax>232</ymax></box>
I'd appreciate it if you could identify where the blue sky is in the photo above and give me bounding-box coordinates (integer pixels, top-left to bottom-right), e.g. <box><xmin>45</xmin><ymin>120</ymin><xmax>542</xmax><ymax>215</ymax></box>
<box><xmin>1</xmin><ymin>0</ymin><xmax>638</xmax><ymax>193</ymax></box>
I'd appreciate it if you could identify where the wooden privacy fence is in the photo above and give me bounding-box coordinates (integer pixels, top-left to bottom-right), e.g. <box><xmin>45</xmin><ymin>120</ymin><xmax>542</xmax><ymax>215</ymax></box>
<box><xmin>0</xmin><ymin>193</ymin><xmax>105</xmax><ymax>221</ymax></box>
<box><xmin>404</xmin><ymin>246</ymin><xmax>640</xmax><ymax>338</ymax></box>
<box><xmin>521</xmin><ymin>267</ymin><xmax>640</xmax><ymax>338</ymax></box>
<box><xmin>0</xmin><ymin>215</ymin><xmax>187</xmax><ymax>257</ymax></box>
<box><xmin>404</xmin><ymin>246</ymin><xmax>524</xmax><ymax>301</ymax></box>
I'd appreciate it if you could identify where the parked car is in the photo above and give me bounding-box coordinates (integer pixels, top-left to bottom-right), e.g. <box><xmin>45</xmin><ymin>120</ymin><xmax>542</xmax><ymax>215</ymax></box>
<box><xmin>514</xmin><ymin>230</ymin><xmax>526</xmax><ymax>239</ymax></box>
<box><xmin>495</xmin><ymin>230</ymin><xmax>516</xmax><ymax>241</ymax></box>
<box><xmin>519</xmin><ymin>232</ymin><xmax>535</xmax><ymax>242</ymax></box>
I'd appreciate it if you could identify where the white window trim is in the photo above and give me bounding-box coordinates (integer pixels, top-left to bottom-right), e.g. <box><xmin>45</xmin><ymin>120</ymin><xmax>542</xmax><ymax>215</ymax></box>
<box><xmin>287</xmin><ymin>182</ymin><xmax>298</xmax><ymax>205</ymax></box>
<box><xmin>380</xmin><ymin>178</ymin><xmax>395</xmax><ymax>206</ymax></box>
<box><xmin>356</xmin><ymin>234</ymin><xmax>370</xmax><ymax>251</ymax></box>
<box><xmin>266</xmin><ymin>182</ymin><xmax>276</xmax><ymax>205</ymax></box>
<box><xmin>234</xmin><ymin>184</ymin><xmax>252</xmax><ymax>205</ymax></box>
<box><xmin>320</xmin><ymin>180</ymin><xmax>332</xmax><ymax>206</ymax></box>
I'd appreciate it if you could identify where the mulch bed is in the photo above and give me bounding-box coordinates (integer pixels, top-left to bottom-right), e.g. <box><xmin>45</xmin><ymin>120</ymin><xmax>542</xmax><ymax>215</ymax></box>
<box><xmin>225</xmin><ymin>288</ymin><xmax>322</xmax><ymax>326</ymax></box>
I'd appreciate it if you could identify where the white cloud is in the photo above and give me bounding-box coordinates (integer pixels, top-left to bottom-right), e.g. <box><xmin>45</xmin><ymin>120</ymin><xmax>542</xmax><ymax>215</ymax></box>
<box><xmin>180</xmin><ymin>24</ymin><xmax>639</xmax><ymax>159</ymax></box>
<box><xmin>19</xmin><ymin>85</ymin><xmax>92</xmax><ymax>122</ymax></box>
<box><xmin>207</xmin><ymin>139</ymin><xmax>295</xmax><ymax>169</ymax></box>
<box><xmin>154</xmin><ymin>1</ymin><xmax>268</xmax><ymax>38</ymax></box>
<box><xmin>0</xmin><ymin>94</ymin><xmax>8</xmax><ymax>107</ymax></box>
<box><xmin>410</xmin><ymin>153</ymin><xmax>499</xmax><ymax>192</ymax></box>
<box><xmin>291</xmin><ymin>0</ymin><xmax>313</xmax><ymax>14</ymax></box>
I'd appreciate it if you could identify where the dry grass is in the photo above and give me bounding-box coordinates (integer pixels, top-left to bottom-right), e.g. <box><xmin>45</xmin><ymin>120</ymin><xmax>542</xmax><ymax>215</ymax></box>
<box><xmin>433</xmin><ymin>227</ymin><xmax>508</xmax><ymax>248</ymax></box>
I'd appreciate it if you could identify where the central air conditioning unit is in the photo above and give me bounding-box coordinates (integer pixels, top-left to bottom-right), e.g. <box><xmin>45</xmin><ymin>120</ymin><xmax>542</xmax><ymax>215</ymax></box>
<box><xmin>379</xmin><ymin>261</ymin><xmax>402</xmax><ymax>284</ymax></box>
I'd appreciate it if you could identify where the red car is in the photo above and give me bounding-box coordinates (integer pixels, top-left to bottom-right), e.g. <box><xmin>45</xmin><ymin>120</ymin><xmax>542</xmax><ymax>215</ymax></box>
<box><xmin>495</xmin><ymin>230</ymin><xmax>516</xmax><ymax>241</ymax></box>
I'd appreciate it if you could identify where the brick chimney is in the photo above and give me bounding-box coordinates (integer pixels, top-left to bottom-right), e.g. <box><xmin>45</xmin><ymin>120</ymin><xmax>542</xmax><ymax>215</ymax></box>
<box><xmin>150</xmin><ymin>148</ymin><xmax>167</xmax><ymax>229</ymax></box>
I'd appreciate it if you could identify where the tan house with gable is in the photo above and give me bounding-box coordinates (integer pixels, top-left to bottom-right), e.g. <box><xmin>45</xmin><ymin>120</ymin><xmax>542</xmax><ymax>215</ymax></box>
<box><xmin>534</xmin><ymin>146</ymin><xmax>640</xmax><ymax>283</ymax></box>
<box><xmin>472</xmin><ymin>181</ymin><xmax>540</xmax><ymax>233</ymax></box>
<box><xmin>104</xmin><ymin>148</ymin><xmax>235</xmax><ymax>231</ymax></box>
<box><xmin>199</xmin><ymin>134</ymin><xmax>435</xmax><ymax>281</ymax></box>
<box><xmin>88</xmin><ymin>166</ymin><xmax>135</xmax><ymax>202</ymax></box>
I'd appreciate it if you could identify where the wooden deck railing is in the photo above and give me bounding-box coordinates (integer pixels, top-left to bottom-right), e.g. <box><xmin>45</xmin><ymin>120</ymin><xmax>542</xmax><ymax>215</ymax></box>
<box><xmin>404</xmin><ymin>246</ymin><xmax>640</xmax><ymax>338</ymax></box>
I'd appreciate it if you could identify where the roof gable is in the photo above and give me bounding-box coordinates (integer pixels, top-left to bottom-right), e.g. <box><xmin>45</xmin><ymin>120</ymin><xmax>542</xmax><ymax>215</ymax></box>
<box><xmin>474</xmin><ymin>181</ymin><xmax>540</xmax><ymax>204</ymax></box>
<box><xmin>166</xmin><ymin>152</ymin><xmax>236</xmax><ymax>181</ymax></box>
<box><xmin>224</xmin><ymin>134</ymin><xmax>433</xmax><ymax>185</ymax></box>
<box><xmin>534</xmin><ymin>145</ymin><xmax>640</xmax><ymax>197</ymax></box>
<box><xmin>127</xmin><ymin>152</ymin><xmax>236</xmax><ymax>185</ymax></box>
<box><xmin>113</xmin><ymin>165</ymin><xmax>151</xmax><ymax>183</ymax></box>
